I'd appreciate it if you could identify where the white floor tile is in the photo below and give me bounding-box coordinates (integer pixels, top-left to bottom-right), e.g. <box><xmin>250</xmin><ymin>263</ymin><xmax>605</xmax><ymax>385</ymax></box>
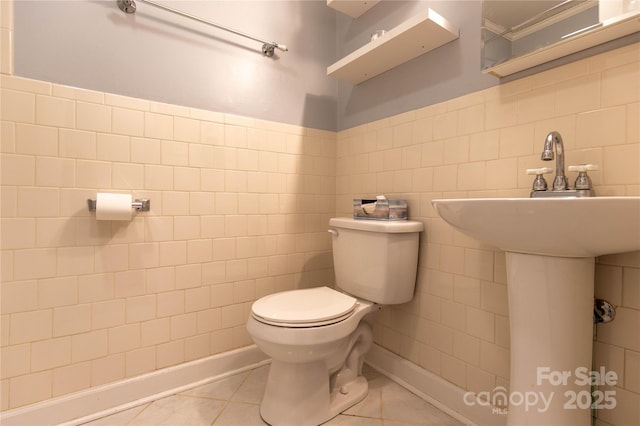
<box><xmin>82</xmin><ymin>363</ymin><xmax>462</xmax><ymax>426</ymax></box>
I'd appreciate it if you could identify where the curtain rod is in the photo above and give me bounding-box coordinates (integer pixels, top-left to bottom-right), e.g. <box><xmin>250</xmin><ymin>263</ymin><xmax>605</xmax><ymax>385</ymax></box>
<box><xmin>116</xmin><ymin>0</ymin><xmax>288</xmax><ymax>57</ymax></box>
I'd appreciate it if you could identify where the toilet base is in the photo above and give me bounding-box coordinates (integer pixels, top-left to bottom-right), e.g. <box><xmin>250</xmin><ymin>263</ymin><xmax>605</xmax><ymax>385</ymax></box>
<box><xmin>259</xmin><ymin>360</ymin><xmax>368</xmax><ymax>426</ymax></box>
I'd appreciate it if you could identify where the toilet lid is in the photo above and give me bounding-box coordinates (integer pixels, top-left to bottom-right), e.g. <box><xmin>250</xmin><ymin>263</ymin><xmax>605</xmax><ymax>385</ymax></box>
<box><xmin>251</xmin><ymin>287</ymin><xmax>357</xmax><ymax>327</ymax></box>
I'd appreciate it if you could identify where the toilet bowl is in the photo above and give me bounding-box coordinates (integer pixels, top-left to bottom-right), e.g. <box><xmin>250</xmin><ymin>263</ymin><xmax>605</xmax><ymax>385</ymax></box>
<box><xmin>247</xmin><ymin>217</ymin><xmax>423</xmax><ymax>426</ymax></box>
<box><xmin>247</xmin><ymin>286</ymin><xmax>377</xmax><ymax>426</ymax></box>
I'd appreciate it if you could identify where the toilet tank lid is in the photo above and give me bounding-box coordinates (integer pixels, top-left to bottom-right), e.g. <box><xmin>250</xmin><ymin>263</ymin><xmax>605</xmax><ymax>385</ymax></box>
<box><xmin>329</xmin><ymin>217</ymin><xmax>423</xmax><ymax>233</ymax></box>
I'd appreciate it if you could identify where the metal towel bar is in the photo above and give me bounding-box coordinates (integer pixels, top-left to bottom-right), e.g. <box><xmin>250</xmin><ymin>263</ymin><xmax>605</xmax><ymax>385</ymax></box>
<box><xmin>116</xmin><ymin>0</ymin><xmax>288</xmax><ymax>57</ymax></box>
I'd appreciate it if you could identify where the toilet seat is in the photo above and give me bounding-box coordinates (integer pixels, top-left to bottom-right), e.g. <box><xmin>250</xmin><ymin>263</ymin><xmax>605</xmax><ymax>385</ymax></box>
<box><xmin>251</xmin><ymin>286</ymin><xmax>357</xmax><ymax>328</ymax></box>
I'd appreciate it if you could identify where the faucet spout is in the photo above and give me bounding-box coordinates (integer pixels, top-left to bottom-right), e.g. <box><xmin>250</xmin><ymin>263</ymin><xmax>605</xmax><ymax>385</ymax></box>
<box><xmin>542</xmin><ymin>131</ymin><xmax>568</xmax><ymax>191</ymax></box>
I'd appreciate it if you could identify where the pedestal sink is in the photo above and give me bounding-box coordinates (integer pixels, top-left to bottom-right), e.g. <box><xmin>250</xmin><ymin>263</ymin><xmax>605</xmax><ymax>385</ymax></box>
<box><xmin>431</xmin><ymin>197</ymin><xmax>640</xmax><ymax>425</ymax></box>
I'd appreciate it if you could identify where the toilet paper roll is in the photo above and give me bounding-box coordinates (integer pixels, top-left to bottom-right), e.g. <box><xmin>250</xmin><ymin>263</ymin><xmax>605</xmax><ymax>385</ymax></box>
<box><xmin>96</xmin><ymin>193</ymin><xmax>132</xmax><ymax>221</ymax></box>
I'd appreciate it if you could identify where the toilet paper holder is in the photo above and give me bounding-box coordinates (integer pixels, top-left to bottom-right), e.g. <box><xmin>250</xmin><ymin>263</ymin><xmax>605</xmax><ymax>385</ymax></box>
<box><xmin>87</xmin><ymin>198</ymin><xmax>151</xmax><ymax>212</ymax></box>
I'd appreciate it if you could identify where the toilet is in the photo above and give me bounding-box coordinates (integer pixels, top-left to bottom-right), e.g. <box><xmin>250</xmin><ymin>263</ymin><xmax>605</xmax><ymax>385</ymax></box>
<box><xmin>247</xmin><ymin>217</ymin><xmax>423</xmax><ymax>426</ymax></box>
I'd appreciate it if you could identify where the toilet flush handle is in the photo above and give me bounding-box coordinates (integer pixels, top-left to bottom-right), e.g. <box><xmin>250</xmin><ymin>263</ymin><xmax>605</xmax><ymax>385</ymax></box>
<box><xmin>327</xmin><ymin>228</ymin><xmax>339</xmax><ymax>237</ymax></box>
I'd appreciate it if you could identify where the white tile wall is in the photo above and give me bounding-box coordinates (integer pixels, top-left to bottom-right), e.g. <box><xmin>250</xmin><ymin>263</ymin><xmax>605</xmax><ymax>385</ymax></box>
<box><xmin>0</xmin><ymin>71</ymin><xmax>336</xmax><ymax>411</ymax></box>
<box><xmin>336</xmin><ymin>43</ymin><xmax>640</xmax><ymax>426</ymax></box>
<box><xmin>1</xmin><ymin>1</ymin><xmax>639</xmax><ymax>422</ymax></box>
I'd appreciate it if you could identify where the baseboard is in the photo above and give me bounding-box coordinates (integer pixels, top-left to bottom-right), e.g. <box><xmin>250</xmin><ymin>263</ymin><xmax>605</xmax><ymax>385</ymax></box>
<box><xmin>365</xmin><ymin>344</ymin><xmax>506</xmax><ymax>426</ymax></box>
<box><xmin>0</xmin><ymin>345</ymin><xmax>269</xmax><ymax>426</ymax></box>
<box><xmin>2</xmin><ymin>344</ymin><xmax>504</xmax><ymax>426</ymax></box>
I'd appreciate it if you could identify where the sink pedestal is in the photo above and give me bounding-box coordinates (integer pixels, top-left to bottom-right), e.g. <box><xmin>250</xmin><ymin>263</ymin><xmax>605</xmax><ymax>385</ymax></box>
<box><xmin>431</xmin><ymin>197</ymin><xmax>640</xmax><ymax>425</ymax></box>
<box><xmin>506</xmin><ymin>252</ymin><xmax>594</xmax><ymax>425</ymax></box>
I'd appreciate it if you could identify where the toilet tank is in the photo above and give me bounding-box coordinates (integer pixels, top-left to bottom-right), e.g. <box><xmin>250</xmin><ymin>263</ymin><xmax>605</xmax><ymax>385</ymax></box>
<box><xmin>329</xmin><ymin>217</ymin><xmax>423</xmax><ymax>304</ymax></box>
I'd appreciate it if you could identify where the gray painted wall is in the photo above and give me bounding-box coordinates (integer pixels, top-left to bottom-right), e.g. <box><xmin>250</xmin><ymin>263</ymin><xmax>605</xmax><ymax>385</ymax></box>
<box><xmin>14</xmin><ymin>0</ymin><xmax>338</xmax><ymax>131</ymax></box>
<box><xmin>14</xmin><ymin>0</ymin><xmax>501</xmax><ymax>132</ymax></box>
<box><xmin>12</xmin><ymin>1</ymin><xmax>635</xmax><ymax>132</ymax></box>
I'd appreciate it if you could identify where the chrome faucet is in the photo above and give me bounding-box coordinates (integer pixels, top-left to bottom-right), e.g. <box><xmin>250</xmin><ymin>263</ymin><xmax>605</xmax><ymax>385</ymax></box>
<box><xmin>527</xmin><ymin>131</ymin><xmax>597</xmax><ymax>198</ymax></box>
<box><xmin>541</xmin><ymin>131</ymin><xmax>569</xmax><ymax>191</ymax></box>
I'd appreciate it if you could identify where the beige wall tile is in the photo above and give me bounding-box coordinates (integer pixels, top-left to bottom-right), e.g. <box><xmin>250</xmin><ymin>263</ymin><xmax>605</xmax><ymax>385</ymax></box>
<box><xmin>92</xmin><ymin>299</ymin><xmax>126</xmax><ymax>330</ymax></box>
<box><xmin>189</xmin><ymin>143</ymin><xmax>215</xmax><ymax>168</ymax></box>
<box><xmin>76</xmin><ymin>102</ymin><xmax>111</xmax><ymax>132</ymax></box>
<box><xmin>1</xmin><ymin>279</ymin><xmax>37</xmax><ymax>313</ymax></box>
<box><xmin>76</xmin><ymin>160</ymin><xmax>111</xmax><ymax>188</ymax></box>
<box><xmin>480</xmin><ymin>341</ymin><xmax>510</xmax><ymax>380</ymax></box>
<box><xmin>9</xmin><ymin>309</ymin><xmax>52</xmax><ymax>345</ymax></box>
<box><xmin>517</xmin><ymin>85</ymin><xmax>556</xmax><ymax>123</ymax></box>
<box><xmin>38</xmin><ymin>276</ymin><xmax>78</xmax><ymax>308</ymax></box>
<box><xmin>1</xmin><ymin>76</ymin><xmax>50</xmax><ymax>95</ymax></box>
<box><xmin>597</xmin><ymin>308</ymin><xmax>640</xmax><ymax>351</ymax></box>
<box><xmin>1</xmin><ymin>218</ymin><xmax>35</xmax><ymax>249</ymax></box>
<box><xmin>602</xmin><ymin>62</ymin><xmax>640</xmax><ymax>107</ymax></box>
<box><xmin>13</xmin><ymin>247</ymin><xmax>56</xmax><ymax>280</ymax></box>
<box><xmin>36</xmin><ymin>157</ymin><xmax>75</xmax><ymax>187</ymax></box>
<box><xmin>1</xmin><ymin>89</ymin><xmax>34</xmax><ymax>123</ymax></box>
<box><xmin>36</xmin><ymin>95</ymin><xmax>75</xmax><ymax>128</ymax></box>
<box><xmin>1</xmin><ymin>121</ymin><xmax>16</xmax><ymax>153</ymax></box>
<box><xmin>52</xmin><ymin>84</ymin><xmax>103</xmax><ymax>103</ymax></box>
<box><xmin>112</xmin><ymin>107</ymin><xmax>144</xmax><ymax>137</ymax></box>
<box><xmin>622</xmin><ymin>268</ymin><xmax>640</xmax><ymax>309</ymax></box>
<box><xmin>112</xmin><ymin>162</ymin><xmax>144</xmax><ymax>189</ymax></box>
<box><xmin>31</xmin><ymin>336</ymin><xmax>71</xmax><ymax>372</ymax></box>
<box><xmin>0</xmin><ymin>344</ymin><xmax>30</xmax><ymax>380</ymax></box>
<box><xmin>433</xmin><ymin>111</ymin><xmax>458</xmax><ymax>140</ymax></box>
<box><xmin>1</xmin><ymin>27</ymin><xmax>13</xmax><ymax>76</ymax></box>
<box><xmin>124</xmin><ymin>347</ymin><xmax>155</xmax><ymax>378</ymax></box>
<box><xmin>485</xmin><ymin>96</ymin><xmax>517</xmax><ymax>130</ymax></box>
<box><xmin>555</xmin><ymin>73</ymin><xmax>600</xmax><ymax>115</ymax></box>
<box><xmin>53</xmin><ymin>362</ymin><xmax>91</xmax><ymax>397</ymax></box>
<box><xmin>625</xmin><ymin>350</ymin><xmax>640</xmax><ymax>393</ymax></box>
<box><xmin>603</xmin><ymin>144</ymin><xmax>640</xmax><ymax>185</ymax></box>
<box><xmin>1</xmin><ymin>154</ymin><xmax>34</xmax><ymax>186</ymax></box>
<box><xmin>145</xmin><ymin>164</ymin><xmax>173</xmax><ymax>190</ymax></box>
<box><xmin>71</xmin><ymin>330</ymin><xmax>108</xmax><ymax>363</ymax></box>
<box><xmin>174</xmin><ymin>116</ymin><xmax>200</xmax><ymax>143</ymax></box>
<box><xmin>161</xmin><ymin>140</ymin><xmax>188</xmax><ymax>166</ymax></box>
<box><xmin>156</xmin><ymin>340</ymin><xmax>184</xmax><ymax>369</ymax></box>
<box><xmin>53</xmin><ymin>304</ymin><xmax>91</xmax><ymax>337</ymax></box>
<box><xmin>1</xmin><ymin>44</ymin><xmax>638</xmax><ymax>415</ymax></box>
<box><xmin>185</xmin><ymin>334</ymin><xmax>210</xmax><ymax>361</ymax></box>
<box><xmin>145</xmin><ymin>112</ymin><xmax>173</xmax><ymax>139</ymax></box>
<box><xmin>499</xmin><ymin>123</ymin><xmax>535</xmax><ymax>158</ymax></box>
<box><xmin>15</xmin><ymin>123</ymin><xmax>57</xmax><ymax>156</ymax></box>
<box><xmin>92</xmin><ymin>354</ymin><xmax>125</xmax><ymax>386</ymax></box>
<box><xmin>9</xmin><ymin>370</ymin><xmax>52</xmax><ymax>408</ymax></box>
<box><xmin>97</xmin><ymin>133</ymin><xmax>129</xmax><ymax>162</ymax></box>
<box><xmin>108</xmin><ymin>323</ymin><xmax>140</xmax><ymax>354</ymax></box>
<box><xmin>126</xmin><ymin>294</ymin><xmax>156</xmax><ymax>323</ymax></box>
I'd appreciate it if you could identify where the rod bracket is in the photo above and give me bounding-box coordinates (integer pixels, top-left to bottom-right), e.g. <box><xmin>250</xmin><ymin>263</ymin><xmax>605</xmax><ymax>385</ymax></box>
<box><xmin>117</xmin><ymin>0</ymin><xmax>137</xmax><ymax>13</ymax></box>
<box><xmin>262</xmin><ymin>44</ymin><xmax>276</xmax><ymax>57</ymax></box>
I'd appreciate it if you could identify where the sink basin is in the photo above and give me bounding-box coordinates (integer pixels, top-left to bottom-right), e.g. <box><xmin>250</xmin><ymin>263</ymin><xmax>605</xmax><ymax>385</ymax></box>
<box><xmin>432</xmin><ymin>196</ymin><xmax>640</xmax><ymax>257</ymax></box>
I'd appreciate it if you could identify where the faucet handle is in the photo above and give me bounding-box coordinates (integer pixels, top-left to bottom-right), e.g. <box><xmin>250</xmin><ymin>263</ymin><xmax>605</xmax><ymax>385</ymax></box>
<box><xmin>568</xmin><ymin>164</ymin><xmax>598</xmax><ymax>191</ymax></box>
<box><xmin>526</xmin><ymin>167</ymin><xmax>553</xmax><ymax>192</ymax></box>
<box><xmin>526</xmin><ymin>167</ymin><xmax>553</xmax><ymax>175</ymax></box>
<box><xmin>567</xmin><ymin>164</ymin><xmax>599</xmax><ymax>172</ymax></box>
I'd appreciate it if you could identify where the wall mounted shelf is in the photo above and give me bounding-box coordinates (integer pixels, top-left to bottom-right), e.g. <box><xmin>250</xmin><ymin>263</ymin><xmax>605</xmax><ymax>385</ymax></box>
<box><xmin>327</xmin><ymin>8</ymin><xmax>459</xmax><ymax>85</ymax></box>
<box><xmin>327</xmin><ymin>0</ymin><xmax>380</xmax><ymax>19</ymax></box>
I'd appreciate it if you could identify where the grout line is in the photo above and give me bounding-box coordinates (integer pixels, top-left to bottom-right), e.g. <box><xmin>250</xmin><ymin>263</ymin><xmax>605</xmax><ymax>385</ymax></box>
<box><xmin>124</xmin><ymin>401</ymin><xmax>151</xmax><ymax>426</ymax></box>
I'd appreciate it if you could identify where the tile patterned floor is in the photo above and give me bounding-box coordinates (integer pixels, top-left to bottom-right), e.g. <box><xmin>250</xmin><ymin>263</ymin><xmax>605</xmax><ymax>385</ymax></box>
<box><xmin>82</xmin><ymin>364</ymin><xmax>465</xmax><ymax>425</ymax></box>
